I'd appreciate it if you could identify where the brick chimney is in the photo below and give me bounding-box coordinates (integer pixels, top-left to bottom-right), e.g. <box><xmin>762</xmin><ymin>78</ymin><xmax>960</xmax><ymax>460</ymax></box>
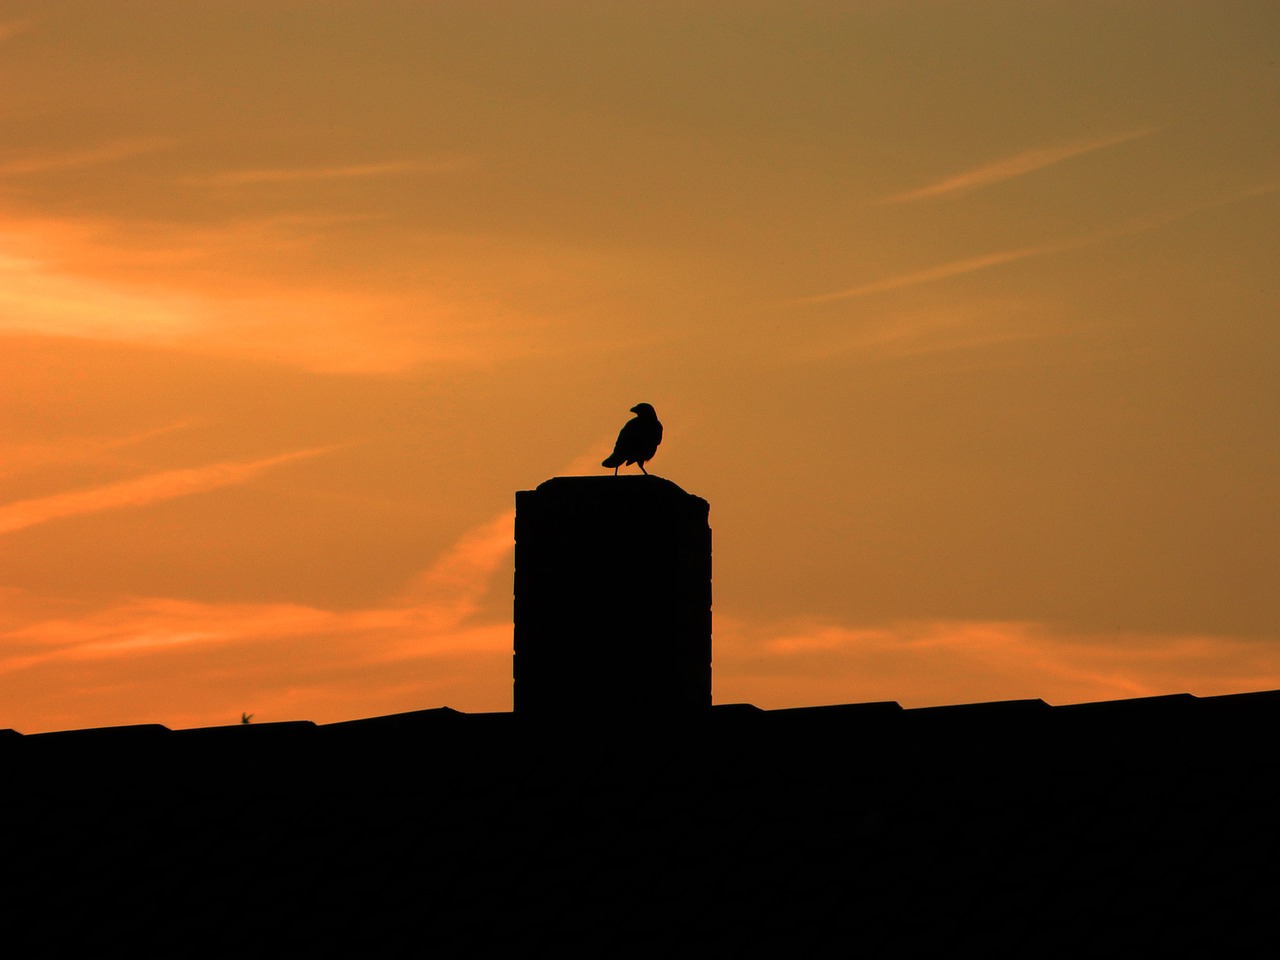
<box><xmin>513</xmin><ymin>476</ymin><xmax>712</xmax><ymax>718</ymax></box>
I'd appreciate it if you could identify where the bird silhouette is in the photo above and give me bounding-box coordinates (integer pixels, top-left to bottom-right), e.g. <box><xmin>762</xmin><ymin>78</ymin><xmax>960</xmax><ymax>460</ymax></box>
<box><xmin>602</xmin><ymin>403</ymin><xmax>663</xmax><ymax>475</ymax></box>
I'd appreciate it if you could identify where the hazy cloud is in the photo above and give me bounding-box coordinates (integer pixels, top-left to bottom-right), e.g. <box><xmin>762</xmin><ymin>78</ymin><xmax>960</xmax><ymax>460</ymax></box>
<box><xmin>0</xmin><ymin>419</ymin><xmax>202</xmax><ymax>480</ymax></box>
<box><xmin>0</xmin><ymin>19</ymin><xmax>34</xmax><ymax>42</ymax></box>
<box><xmin>0</xmin><ymin>446</ymin><xmax>339</xmax><ymax>536</ymax></box>
<box><xmin>801</xmin><ymin>179</ymin><xmax>1280</xmax><ymax>306</ymax></box>
<box><xmin>879</xmin><ymin>128</ymin><xmax>1158</xmax><ymax>204</ymax></box>
<box><xmin>0</xmin><ymin>138</ymin><xmax>174</xmax><ymax>176</ymax></box>
<box><xmin>793</xmin><ymin>297</ymin><xmax>1062</xmax><ymax>362</ymax></box>
<box><xmin>393</xmin><ymin>509</ymin><xmax>516</xmax><ymax>626</ymax></box>
<box><xmin>794</xmin><ymin>241</ymin><xmax>1074</xmax><ymax>304</ymax></box>
<box><xmin>0</xmin><ymin>213</ymin><xmax>584</xmax><ymax>373</ymax></box>
<box><xmin>185</xmin><ymin>157</ymin><xmax>467</xmax><ymax>187</ymax></box>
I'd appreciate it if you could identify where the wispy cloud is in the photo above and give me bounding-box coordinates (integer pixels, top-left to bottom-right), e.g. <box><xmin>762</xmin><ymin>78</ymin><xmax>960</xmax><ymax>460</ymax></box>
<box><xmin>0</xmin><ymin>137</ymin><xmax>174</xmax><ymax>176</ymax></box>
<box><xmin>0</xmin><ymin>446</ymin><xmax>338</xmax><ymax>536</ymax></box>
<box><xmin>797</xmin><ymin>177</ymin><xmax>1280</xmax><ymax>306</ymax></box>
<box><xmin>793</xmin><ymin>298</ymin><xmax>1062</xmax><ymax>362</ymax></box>
<box><xmin>880</xmin><ymin>127</ymin><xmax>1158</xmax><ymax>204</ymax></box>
<box><xmin>1120</xmin><ymin>180</ymin><xmax>1280</xmax><ymax>233</ymax></box>
<box><xmin>0</xmin><ymin>245</ymin><xmax>204</xmax><ymax>343</ymax></box>
<box><xmin>0</xmin><ymin>19</ymin><xmax>34</xmax><ymax>42</ymax></box>
<box><xmin>794</xmin><ymin>240</ymin><xmax>1075</xmax><ymax>305</ymax></box>
<box><xmin>185</xmin><ymin>157</ymin><xmax>466</xmax><ymax>187</ymax></box>
<box><xmin>393</xmin><ymin>509</ymin><xmax>516</xmax><ymax>627</ymax></box>
<box><xmin>0</xmin><ymin>211</ymin><xmax>544</xmax><ymax>373</ymax></box>
<box><xmin>0</xmin><ymin>419</ymin><xmax>203</xmax><ymax>479</ymax></box>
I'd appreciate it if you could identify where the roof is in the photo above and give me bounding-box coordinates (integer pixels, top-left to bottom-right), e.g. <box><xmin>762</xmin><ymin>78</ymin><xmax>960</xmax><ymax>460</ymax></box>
<box><xmin>6</xmin><ymin>690</ymin><xmax>1279</xmax><ymax>953</ymax></box>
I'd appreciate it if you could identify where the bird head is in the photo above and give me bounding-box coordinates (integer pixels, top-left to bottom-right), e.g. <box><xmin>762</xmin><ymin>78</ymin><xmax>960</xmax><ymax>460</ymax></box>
<box><xmin>630</xmin><ymin>403</ymin><xmax>656</xmax><ymax>416</ymax></box>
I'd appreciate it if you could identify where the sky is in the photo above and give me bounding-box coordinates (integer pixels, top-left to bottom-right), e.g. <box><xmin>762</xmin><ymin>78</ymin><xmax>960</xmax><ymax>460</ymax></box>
<box><xmin>1</xmin><ymin>1</ymin><xmax>1277</xmax><ymax>732</ymax></box>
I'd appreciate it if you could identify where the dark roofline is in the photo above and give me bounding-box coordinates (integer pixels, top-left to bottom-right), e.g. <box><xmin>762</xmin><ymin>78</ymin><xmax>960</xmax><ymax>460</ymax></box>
<box><xmin>7</xmin><ymin>688</ymin><xmax>1280</xmax><ymax>752</ymax></box>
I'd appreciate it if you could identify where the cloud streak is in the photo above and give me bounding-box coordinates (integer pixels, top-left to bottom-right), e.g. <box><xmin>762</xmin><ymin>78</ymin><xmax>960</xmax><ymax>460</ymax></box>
<box><xmin>794</xmin><ymin>240</ymin><xmax>1075</xmax><ymax>304</ymax></box>
<box><xmin>0</xmin><ymin>211</ymin><xmax>559</xmax><ymax>374</ymax></box>
<box><xmin>185</xmin><ymin>157</ymin><xmax>466</xmax><ymax>187</ymax></box>
<box><xmin>0</xmin><ymin>138</ymin><xmax>174</xmax><ymax>176</ymax></box>
<box><xmin>0</xmin><ymin>19</ymin><xmax>34</xmax><ymax>42</ymax></box>
<box><xmin>880</xmin><ymin>127</ymin><xmax>1158</xmax><ymax>204</ymax></box>
<box><xmin>0</xmin><ymin>446</ymin><xmax>339</xmax><ymax>536</ymax></box>
<box><xmin>0</xmin><ymin>419</ymin><xmax>202</xmax><ymax>480</ymax></box>
<box><xmin>796</xmin><ymin>178</ymin><xmax>1279</xmax><ymax>307</ymax></box>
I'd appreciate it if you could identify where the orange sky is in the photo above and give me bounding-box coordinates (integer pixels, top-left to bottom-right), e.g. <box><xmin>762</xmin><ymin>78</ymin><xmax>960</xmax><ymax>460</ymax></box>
<box><xmin>1</xmin><ymin>2</ymin><xmax>1277</xmax><ymax>732</ymax></box>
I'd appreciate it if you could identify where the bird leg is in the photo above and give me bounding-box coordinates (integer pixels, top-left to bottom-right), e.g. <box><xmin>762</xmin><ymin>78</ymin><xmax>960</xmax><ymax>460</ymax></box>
<box><xmin>613</xmin><ymin>466</ymin><xmax>619</xmax><ymax>476</ymax></box>
<box><xmin>639</xmin><ymin>463</ymin><xmax>648</xmax><ymax>475</ymax></box>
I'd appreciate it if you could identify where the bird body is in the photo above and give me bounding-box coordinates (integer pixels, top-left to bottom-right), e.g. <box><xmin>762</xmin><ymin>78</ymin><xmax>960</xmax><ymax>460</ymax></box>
<box><xmin>602</xmin><ymin>403</ymin><xmax>662</xmax><ymax>475</ymax></box>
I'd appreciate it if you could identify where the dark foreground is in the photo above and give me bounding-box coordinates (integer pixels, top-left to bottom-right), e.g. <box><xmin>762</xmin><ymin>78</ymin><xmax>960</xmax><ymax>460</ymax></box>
<box><xmin>5</xmin><ymin>691</ymin><xmax>1278</xmax><ymax>956</ymax></box>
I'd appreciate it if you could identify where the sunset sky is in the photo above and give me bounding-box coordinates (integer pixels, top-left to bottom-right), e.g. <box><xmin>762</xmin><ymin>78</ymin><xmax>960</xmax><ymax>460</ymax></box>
<box><xmin>2</xmin><ymin>1</ymin><xmax>1277</xmax><ymax>732</ymax></box>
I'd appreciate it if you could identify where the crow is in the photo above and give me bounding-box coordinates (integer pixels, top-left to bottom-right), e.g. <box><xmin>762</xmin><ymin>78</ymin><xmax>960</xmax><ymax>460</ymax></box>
<box><xmin>602</xmin><ymin>403</ymin><xmax>663</xmax><ymax>475</ymax></box>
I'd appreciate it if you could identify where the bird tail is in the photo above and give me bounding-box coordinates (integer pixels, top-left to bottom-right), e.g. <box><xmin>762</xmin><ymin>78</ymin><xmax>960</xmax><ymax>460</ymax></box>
<box><xmin>601</xmin><ymin>453</ymin><xmax>625</xmax><ymax>468</ymax></box>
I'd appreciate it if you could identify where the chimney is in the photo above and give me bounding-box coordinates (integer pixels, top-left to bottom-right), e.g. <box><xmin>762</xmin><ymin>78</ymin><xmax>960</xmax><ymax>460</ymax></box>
<box><xmin>513</xmin><ymin>476</ymin><xmax>712</xmax><ymax>719</ymax></box>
